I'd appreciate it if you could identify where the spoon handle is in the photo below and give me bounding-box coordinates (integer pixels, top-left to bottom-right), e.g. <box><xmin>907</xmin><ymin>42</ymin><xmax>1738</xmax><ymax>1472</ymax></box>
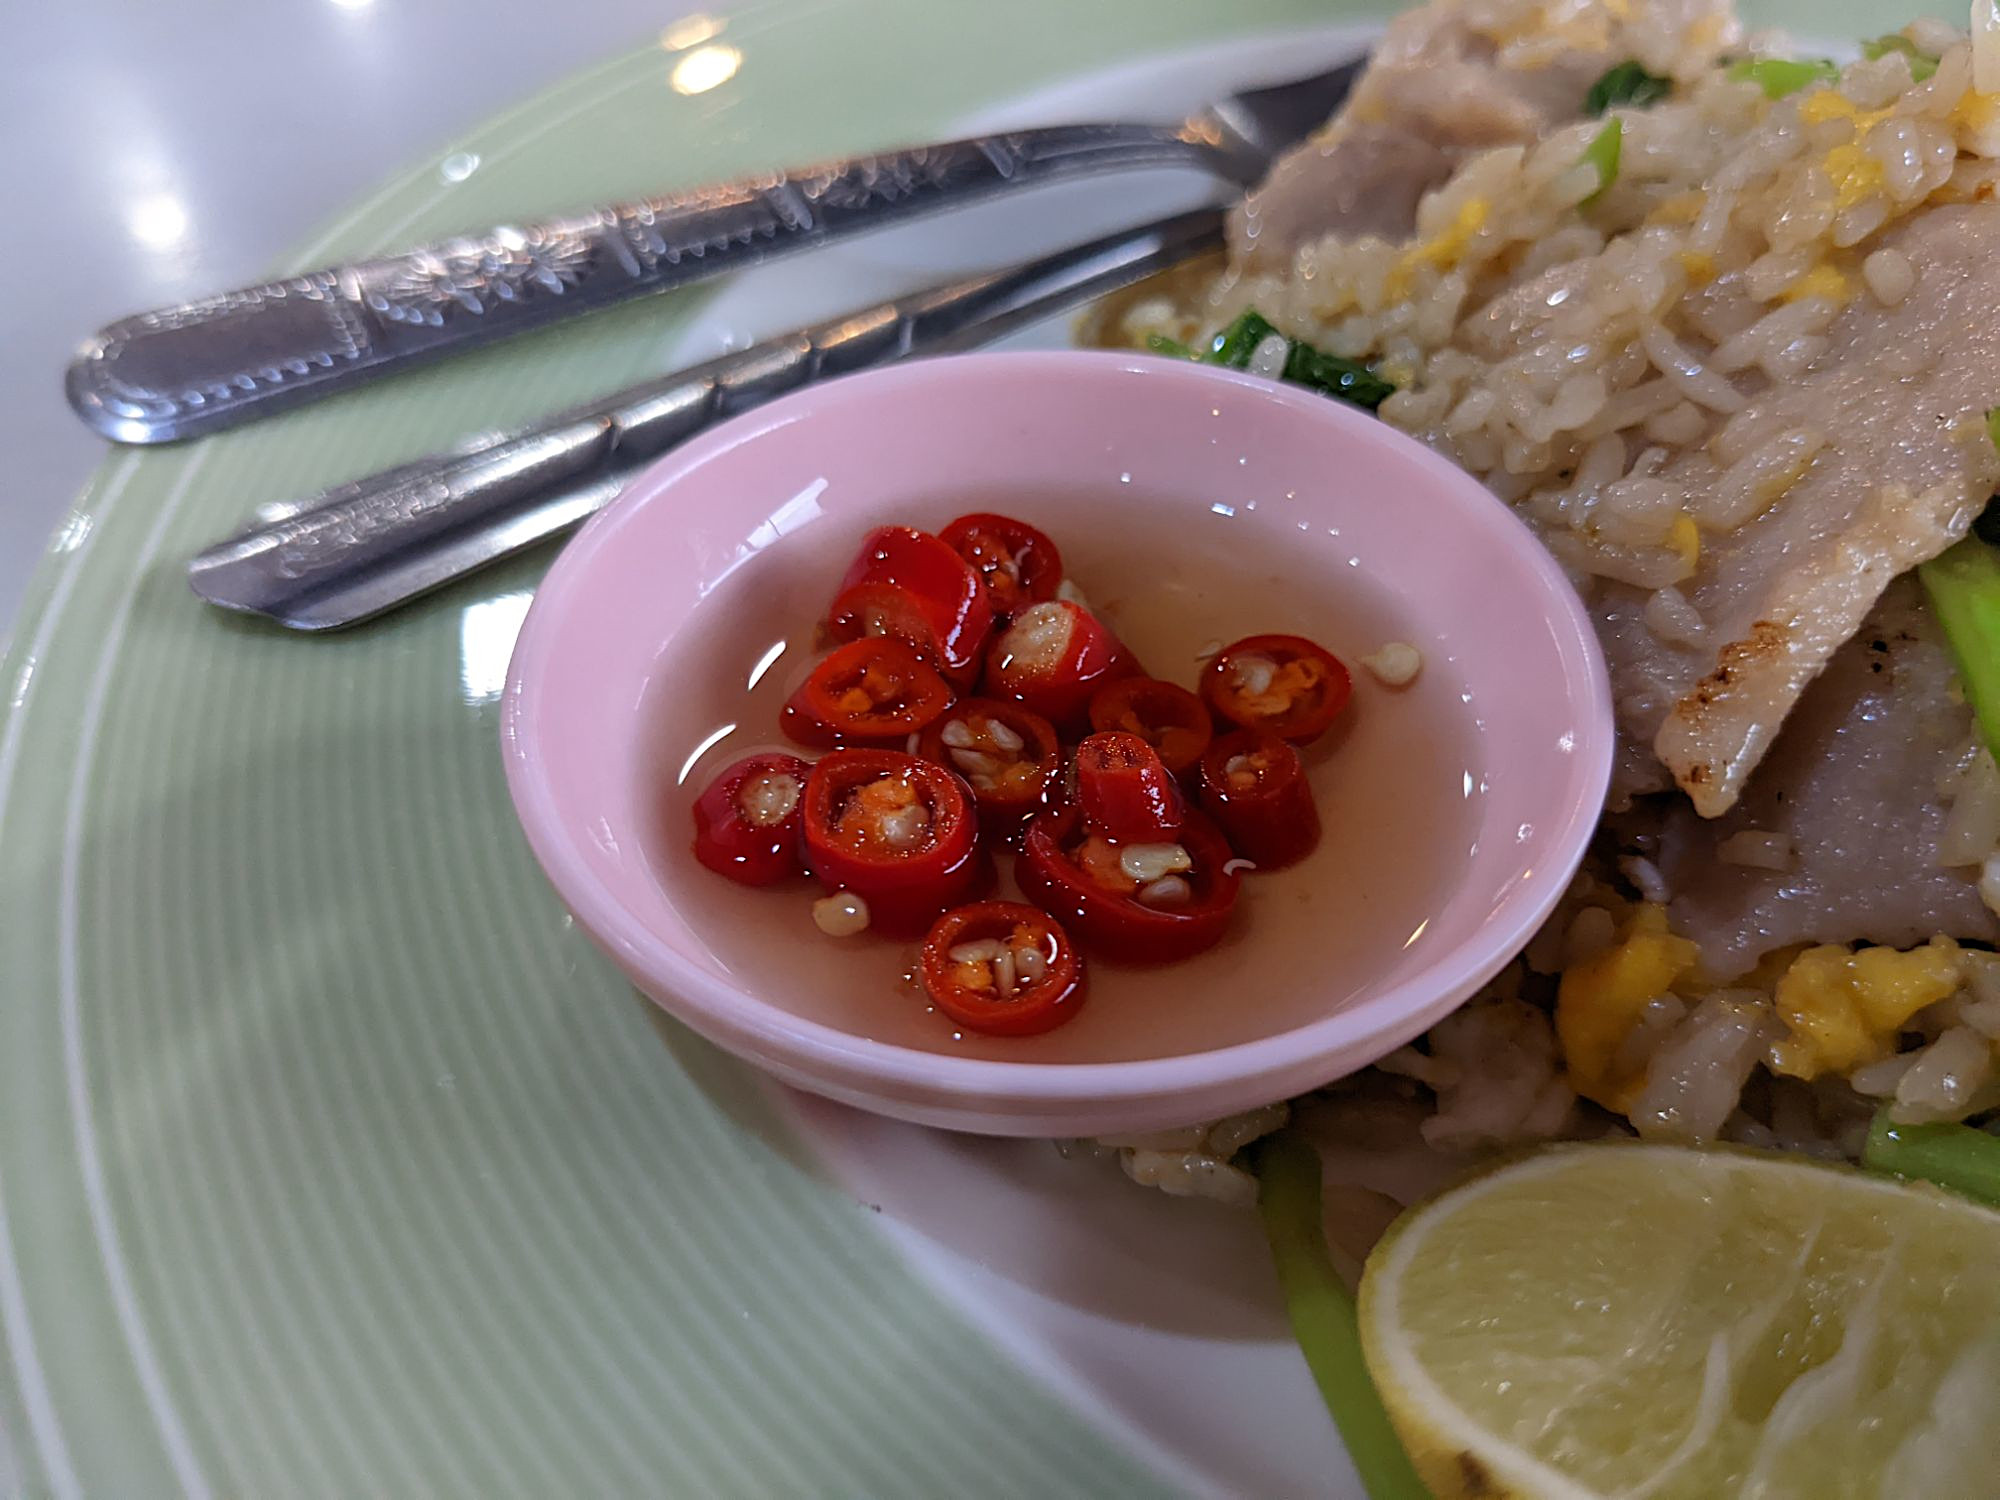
<box><xmin>187</xmin><ymin>208</ymin><xmax>1225</xmax><ymax>632</ymax></box>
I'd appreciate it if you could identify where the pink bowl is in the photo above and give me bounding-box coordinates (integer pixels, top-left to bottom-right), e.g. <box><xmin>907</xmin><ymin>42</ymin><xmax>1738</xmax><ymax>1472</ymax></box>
<box><xmin>501</xmin><ymin>351</ymin><xmax>1612</xmax><ymax>1136</ymax></box>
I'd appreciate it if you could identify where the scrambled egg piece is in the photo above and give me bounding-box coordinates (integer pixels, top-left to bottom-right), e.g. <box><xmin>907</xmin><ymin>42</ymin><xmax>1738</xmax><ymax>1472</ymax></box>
<box><xmin>1767</xmin><ymin>940</ymin><xmax>1962</xmax><ymax>1079</ymax></box>
<box><xmin>1799</xmin><ymin>90</ymin><xmax>1891</xmax><ymax>132</ymax></box>
<box><xmin>1821</xmin><ymin>144</ymin><xmax>1884</xmax><ymax>212</ymax></box>
<box><xmin>1779</xmin><ymin>265</ymin><xmax>1852</xmax><ymax>305</ymax></box>
<box><xmin>1377</xmin><ymin>357</ymin><xmax>1418</xmax><ymax>389</ymax></box>
<box><xmin>1668</xmin><ymin>514</ymin><xmax>1702</xmax><ymax>569</ymax></box>
<box><xmin>1386</xmin><ymin>198</ymin><xmax>1490</xmax><ymax>298</ymax></box>
<box><xmin>1648</xmin><ymin>191</ymin><xmax>1707</xmax><ymax>227</ymax></box>
<box><xmin>1951</xmin><ymin>89</ymin><xmax>2000</xmax><ymax>156</ymax></box>
<box><xmin>1676</xmin><ymin>249</ymin><xmax>1718</xmax><ymax>285</ymax></box>
<box><xmin>1686</xmin><ymin>12</ymin><xmax>1728</xmax><ymax>50</ymax></box>
<box><xmin>1557</xmin><ymin>903</ymin><xmax>1699</xmax><ymax>1109</ymax></box>
<box><xmin>1797</xmin><ymin>91</ymin><xmax>1896</xmax><ymax>214</ymax></box>
<box><xmin>1558</xmin><ymin>905</ymin><xmax>1969</xmax><ymax>1110</ymax></box>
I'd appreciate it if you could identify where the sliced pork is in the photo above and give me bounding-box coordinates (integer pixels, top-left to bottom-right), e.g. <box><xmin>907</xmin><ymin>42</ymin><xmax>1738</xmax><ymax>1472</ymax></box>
<box><xmin>1230</xmin><ymin>0</ymin><xmax>1738</xmax><ymax>266</ymax></box>
<box><xmin>1659</xmin><ymin>578</ymin><xmax>2000</xmax><ymax>978</ymax></box>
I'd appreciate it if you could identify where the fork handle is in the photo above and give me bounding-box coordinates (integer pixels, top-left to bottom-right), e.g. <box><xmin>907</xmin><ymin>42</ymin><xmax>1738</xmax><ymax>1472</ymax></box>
<box><xmin>67</xmin><ymin>124</ymin><xmax>1232</xmax><ymax>446</ymax></box>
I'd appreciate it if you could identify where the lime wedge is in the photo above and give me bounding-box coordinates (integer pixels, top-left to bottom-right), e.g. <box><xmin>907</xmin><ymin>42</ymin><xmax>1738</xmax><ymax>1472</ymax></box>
<box><xmin>1357</xmin><ymin>1144</ymin><xmax>2000</xmax><ymax>1499</ymax></box>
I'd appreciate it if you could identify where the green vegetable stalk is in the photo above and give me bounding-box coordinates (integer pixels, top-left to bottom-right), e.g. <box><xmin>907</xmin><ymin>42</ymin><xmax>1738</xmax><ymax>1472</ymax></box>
<box><xmin>1580</xmin><ymin>118</ymin><xmax>1623</xmax><ymax>204</ymax></box>
<box><xmin>1726</xmin><ymin>57</ymin><xmax>1841</xmax><ymax>99</ymax></box>
<box><xmin>1919</xmin><ymin>539</ymin><xmax>2000</xmax><ymax>760</ymax></box>
<box><xmin>1249</xmin><ymin>1132</ymin><xmax>1433</xmax><ymax>1500</ymax></box>
<box><xmin>1863</xmin><ymin>1110</ymin><xmax>2000</xmax><ymax>1209</ymax></box>
<box><xmin>1920</xmin><ymin>412</ymin><xmax>2000</xmax><ymax>762</ymax></box>
<box><xmin>1862</xmin><ymin>33</ymin><xmax>1940</xmax><ymax>82</ymax></box>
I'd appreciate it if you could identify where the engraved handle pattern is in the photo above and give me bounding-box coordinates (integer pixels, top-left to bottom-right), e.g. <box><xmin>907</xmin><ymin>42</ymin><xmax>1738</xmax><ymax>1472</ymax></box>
<box><xmin>71</xmin><ymin>125</ymin><xmax>1232</xmax><ymax>445</ymax></box>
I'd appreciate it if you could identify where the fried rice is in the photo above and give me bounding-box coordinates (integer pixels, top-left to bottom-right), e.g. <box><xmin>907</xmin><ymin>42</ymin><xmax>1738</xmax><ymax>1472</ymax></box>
<box><xmin>1081</xmin><ymin>0</ymin><xmax>2000</xmax><ymax>1212</ymax></box>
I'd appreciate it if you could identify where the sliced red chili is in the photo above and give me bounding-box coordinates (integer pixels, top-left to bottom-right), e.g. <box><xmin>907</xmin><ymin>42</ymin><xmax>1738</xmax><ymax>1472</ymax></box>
<box><xmin>982</xmin><ymin>600</ymin><xmax>1134</xmax><ymax>730</ymax></box>
<box><xmin>1086</xmin><ymin>678</ymin><xmax>1214</xmax><ymax>779</ymax></box>
<box><xmin>919</xmin><ymin>901</ymin><xmax>1085</xmax><ymax>1036</ymax></box>
<box><xmin>801</xmin><ymin>750</ymin><xmax>986</xmax><ymax>936</ymax></box>
<box><xmin>939</xmin><ymin>513</ymin><xmax>1064</xmax><ymax>617</ymax></box>
<box><xmin>915</xmin><ymin>698</ymin><xmax>1061</xmax><ymax>834</ymax></box>
<box><xmin>781</xmin><ymin>637</ymin><xmax>954</xmax><ymax>749</ymax></box>
<box><xmin>1016</xmin><ymin>805</ymin><xmax>1240</xmax><ymax>963</ymax></box>
<box><xmin>827</xmin><ymin>526</ymin><xmax>993</xmax><ymax>685</ymax></box>
<box><xmin>1075</xmin><ymin>731</ymin><xmax>1184</xmax><ymax>844</ymax></box>
<box><xmin>1202</xmin><ymin>634</ymin><xmax>1352</xmax><ymax>744</ymax></box>
<box><xmin>690</xmin><ymin>753</ymin><xmax>813</xmax><ymax>886</ymax></box>
<box><xmin>1199</xmin><ymin>729</ymin><xmax>1321</xmax><ymax>870</ymax></box>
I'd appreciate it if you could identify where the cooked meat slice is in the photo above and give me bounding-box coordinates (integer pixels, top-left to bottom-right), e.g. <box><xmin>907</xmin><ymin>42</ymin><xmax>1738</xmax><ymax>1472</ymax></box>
<box><xmin>1657</xmin><ymin>578</ymin><xmax>2000</xmax><ymax>979</ymax></box>
<box><xmin>1230</xmin><ymin>0</ymin><xmax>1737</xmax><ymax>266</ymax></box>
<box><xmin>1639</xmin><ymin>205</ymin><xmax>2000</xmax><ymax>814</ymax></box>
<box><xmin>1467</xmin><ymin>205</ymin><xmax>2000</xmax><ymax>815</ymax></box>
<box><xmin>1210</xmin><ymin>13</ymin><xmax>2000</xmax><ymax>822</ymax></box>
<box><xmin>1232</xmin><ymin>126</ymin><xmax>1453</xmax><ymax>255</ymax></box>
<box><xmin>1592</xmin><ymin>582</ymin><xmax>1696</xmax><ymax>806</ymax></box>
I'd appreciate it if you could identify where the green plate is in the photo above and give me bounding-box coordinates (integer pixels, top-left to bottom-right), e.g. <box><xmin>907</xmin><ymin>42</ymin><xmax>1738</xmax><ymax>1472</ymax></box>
<box><xmin>0</xmin><ymin>1</ymin><xmax>1922</xmax><ymax>1494</ymax></box>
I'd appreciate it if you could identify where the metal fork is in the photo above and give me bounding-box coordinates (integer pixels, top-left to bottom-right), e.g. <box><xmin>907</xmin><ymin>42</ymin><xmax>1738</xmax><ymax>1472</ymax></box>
<box><xmin>69</xmin><ymin>55</ymin><xmax>1362</xmax><ymax>445</ymax></box>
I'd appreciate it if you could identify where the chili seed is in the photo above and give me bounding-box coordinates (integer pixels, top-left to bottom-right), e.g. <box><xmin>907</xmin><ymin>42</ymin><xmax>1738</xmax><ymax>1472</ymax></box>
<box><xmin>1360</xmin><ymin>642</ymin><xmax>1423</xmax><ymax>687</ymax></box>
<box><xmin>1014</xmin><ymin>942</ymin><xmax>1049</xmax><ymax>983</ymax></box>
<box><xmin>1233</xmin><ymin>655</ymin><xmax>1278</xmax><ymax>696</ymax></box>
<box><xmin>812</xmin><ymin>892</ymin><xmax>871</xmax><ymax>937</ymax></box>
<box><xmin>950</xmin><ymin>748</ymin><xmax>1003</xmax><ymax>778</ymax></box>
<box><xmin>1119</xmin><ymin>843</ymin><xmax>1194</xmax><ymax>884</ymax></box>
<box><xmin>738</xmin><ymin>772</ymin><xmax>801</xmax><ymax>828</ymax></box>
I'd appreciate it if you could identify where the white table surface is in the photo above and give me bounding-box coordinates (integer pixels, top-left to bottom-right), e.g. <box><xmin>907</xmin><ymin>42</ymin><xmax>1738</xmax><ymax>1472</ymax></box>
<box><xmin>1</xmin><ymin>0</ymin><xmax>729</xmax><ymax>645</ymax></box>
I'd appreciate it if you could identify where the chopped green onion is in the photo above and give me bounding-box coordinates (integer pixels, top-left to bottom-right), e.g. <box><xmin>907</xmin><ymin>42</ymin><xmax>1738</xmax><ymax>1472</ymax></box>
<box><xmin>1248</xmin><ymin>1132</ymin><xmax>1433</xmax><ymax>1500</ymax></box>
<box><xmin>1202</xmin><ymin>310</ymin><xmax>1398</xmax><ymax>411</ymax></box>
<box><xmin>1920</xmin><ymin>533</ymin><xmax>2000</xmax><ymax>761</ymax></box>
<box><xmin>1145</xmin><ymin>333</ymin><xmax>1197</xmax><ymax>359</ymax></box>
<box><xmin>1207</xmin><ymin>310</ymin><xmax>1281</xmax><ymax>369</ymax></box>
<box><xmin>1862</xmin><ymin>33</ymin><xmax>1940</xmax><ymax>82</ymax></box>
<box><xmin>1727</xmin><ymin>57</ymin><xmax>1842</xmax><ymax>99</ymax></box>
<box><xmin>1282</xmin><ymin>344</ymin><xmax>1397</xmax><ymax>411</ymax></box>
<box><xmin>1584</xmin><ymin>60</ymin><xmax>1674</xmax><ymax>115</ymax></box>
<box><xmin>1580</xmin><ymin>118</ymin><xmax>1623</xmax><ymax>203</ymax></box>
<box><xmin>1863</xmin><ymin>1110</ymin><xmax>2000</xmax><ymax>1208</ymax></box>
